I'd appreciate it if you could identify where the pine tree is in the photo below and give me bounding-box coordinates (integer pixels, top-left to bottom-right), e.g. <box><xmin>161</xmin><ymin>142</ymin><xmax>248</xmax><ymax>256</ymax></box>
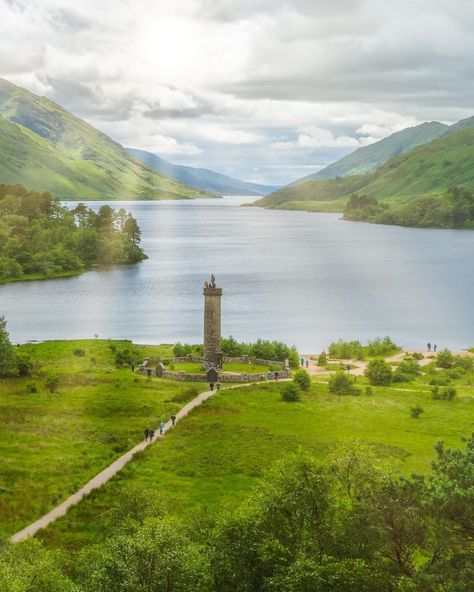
<box><xmin>0</xmin><ymin>316</ymin><xmax>18</xmax><ymax>377</ymax></box>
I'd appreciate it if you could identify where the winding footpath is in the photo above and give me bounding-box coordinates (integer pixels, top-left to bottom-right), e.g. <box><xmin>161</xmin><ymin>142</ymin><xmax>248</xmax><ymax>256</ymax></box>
<box><xmin>10</xmin><ymin>385</ymin><xmax>221</xmax><ymax>543</ymax></box>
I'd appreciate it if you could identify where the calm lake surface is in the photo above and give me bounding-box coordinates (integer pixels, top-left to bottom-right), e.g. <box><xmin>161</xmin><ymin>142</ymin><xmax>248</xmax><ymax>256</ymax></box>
<box><xmin>1</xmin><ymin>197</ymin><xmax>473</xmax><ymax>352</ymax></box>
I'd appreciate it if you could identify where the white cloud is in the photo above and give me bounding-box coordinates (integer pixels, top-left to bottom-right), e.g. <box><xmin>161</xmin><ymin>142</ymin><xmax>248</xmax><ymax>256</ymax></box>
<box><xmin>0</xmin><ymin>0</ymin><xmax>473</xmax><ymax>184</ymax></box>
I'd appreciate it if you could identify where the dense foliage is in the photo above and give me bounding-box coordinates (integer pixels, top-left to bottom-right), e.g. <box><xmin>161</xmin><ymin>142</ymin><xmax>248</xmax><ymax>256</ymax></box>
<box><xmin>221</xmin><ymin>336</ymin><xmax>299</xmax><ymax>366</ymax></box>
<box><xmin>3</xmin><ymin>437</ymin><xmax>474</xmax><ymax>591</ymax></box>
<box><xmin>328</xmin><ymin>336</ymin><xmax>399</xmax><ymax>360</ymax></box>
<box><xmin>344</xmin><ymin>186</ymin><xmax>474</xmax><ymax>229</ymax></box>
<box><xmin>0</xmin><ymin>184</ymin><xmax>146</xmax><ymax>280</ymax></box>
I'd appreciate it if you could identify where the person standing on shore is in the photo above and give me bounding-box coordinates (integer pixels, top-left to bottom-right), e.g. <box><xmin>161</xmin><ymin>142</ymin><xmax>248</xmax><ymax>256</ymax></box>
<box><xmin>427</xmin><ymin>342</ymin><xmax>431</xmax><ymax>352</ymax></box>
<box><xmin>300</xmin><ymin>357</ymin><xmax>304</xmax><ymax>367</ymax></box>
<box><xmin>434</xmin><ymin>344</ymin><xmax>438</xmax><ymax>352</ymax></box>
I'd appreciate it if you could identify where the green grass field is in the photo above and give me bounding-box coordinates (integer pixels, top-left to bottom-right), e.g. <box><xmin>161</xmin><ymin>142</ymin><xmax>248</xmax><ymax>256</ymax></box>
<box><xmin>0</xmin><ymin>340</ymin><xmax>207</xmax><ymax>539</ymax></box>
<box><xmin>38</xmin><ymin>367</ymin><xmax>474</xmax><ymax>550</ymax></box>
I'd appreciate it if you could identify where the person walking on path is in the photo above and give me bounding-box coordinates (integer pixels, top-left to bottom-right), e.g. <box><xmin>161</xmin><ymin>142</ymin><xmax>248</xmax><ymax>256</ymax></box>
<box><xmin>210</xmin><ymin>382</ymin><xmax>214</xmax><ymax>391</ymax></box>
<box><xmin>149</xmin><ymin>429</ymin><xmax>155</xmax><ymax>441</ymax></box>
<box><xmin>171</xmin><ymin>414</ymin><xmax>177</xmax><ymax>427</ymax></box>
<box><xmin>216</xmin><ymin>382</ymin><xmax>221</xmax><ymax>391</ymax></box>
<box><xmin>144</xmin><ymin>427</ymin><xmax>150</xmax><ymax>441</ymax></box>
<box><xmin>300</xmin><ymin>357</ymin><xmax>304</xmax><ymax>367</ymax></box>
<box><xmin>159</xmin><ymin>422</ymin><xmax>165</xmax><ymax>436</ymax></box>
<box><xmin>305</xmin><ymin>360</ymin><xmax>309</xmax><ymax>369</ymax></box>
<box><xmin>131</xmin><ymin>362</ymin><xmax>135</xmax><ymax>372</ymax></box>
<box><xmin>427</xmin><ymin>342</ymin><xmax>431</xmax><ymax>352</ymax></box>
<box><xmin>434</xmin><ymin>344</ymin><xmax>438</xmax><ymax>353</ymax></box>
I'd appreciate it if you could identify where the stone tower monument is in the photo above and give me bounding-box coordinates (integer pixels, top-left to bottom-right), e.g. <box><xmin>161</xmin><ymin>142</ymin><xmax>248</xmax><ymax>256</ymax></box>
<box><xmin>203</xmin><ymin>274</ymin><xmax>223</xmax><ymax>368</ymax></box>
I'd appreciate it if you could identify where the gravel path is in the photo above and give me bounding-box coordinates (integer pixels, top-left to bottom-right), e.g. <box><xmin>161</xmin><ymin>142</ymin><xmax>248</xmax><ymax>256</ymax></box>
<box><xmin>10</xmin><ymin>385</ymin><xmax>220</xmax><ymax>543</ymax></box>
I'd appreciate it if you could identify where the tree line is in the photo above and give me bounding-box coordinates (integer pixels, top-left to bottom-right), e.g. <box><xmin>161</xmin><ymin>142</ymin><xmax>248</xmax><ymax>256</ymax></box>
<box><xmin>343</xmin><ymin>186</ymin><xmax>474</xmax><ymax>229</ymax></box>
<box><xmin>1</xmin><ymin>436</ymin><xmax>473</xmax><ymax>591</ymax></box>
<box><xmin>0</xmin><ymin>184</ymin><xmax>146</xmax><ymax>281</ymax></box>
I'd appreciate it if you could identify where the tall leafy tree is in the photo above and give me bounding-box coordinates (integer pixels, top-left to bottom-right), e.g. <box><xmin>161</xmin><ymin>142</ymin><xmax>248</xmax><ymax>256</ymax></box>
<box><xmin>0</xmin><ymin>315</ymin><xmax>17</xmax><ymax>377</ymax></box>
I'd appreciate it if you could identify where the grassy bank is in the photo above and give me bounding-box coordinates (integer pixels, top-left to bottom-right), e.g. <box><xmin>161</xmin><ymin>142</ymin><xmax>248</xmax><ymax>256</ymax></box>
<box><xmin>39</xmin><ymin>365</ymin><xmax>474</xmax><ymax>550</ymax></box>
<box><xmin>0</xmin><ymin>339</ymin><xmax>207</xmax><ymax>539</ymax></box>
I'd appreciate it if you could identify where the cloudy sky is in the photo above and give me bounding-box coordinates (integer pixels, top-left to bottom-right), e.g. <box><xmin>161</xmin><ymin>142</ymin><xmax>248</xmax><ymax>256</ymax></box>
<box><xmin>1</xmin><ymin>0</ymin><xmax>473</xmax><ymax>185</ymax></box>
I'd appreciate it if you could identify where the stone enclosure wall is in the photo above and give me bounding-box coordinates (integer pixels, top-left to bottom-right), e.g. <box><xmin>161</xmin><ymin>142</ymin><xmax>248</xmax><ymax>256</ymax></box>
<box><xmin>170</xmin><ymin>355</ymin><xmax>285</xmax><ymax>369</ymax></box>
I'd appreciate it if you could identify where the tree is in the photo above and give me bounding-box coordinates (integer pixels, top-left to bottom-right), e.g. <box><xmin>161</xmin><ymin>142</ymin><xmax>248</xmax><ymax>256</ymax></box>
<box><xmin>281</xmin><ymin>382</ymin><xmax>301</xmax><ymax>402</ymax></box>
<box><xmin>0</xmin><ymin>316</ymin><xmax>18</xmax><ymax>377</ymax></box>
<box><xmin>123</xmin><ymin>214</ymin><xmax>142</xmax><ymax>245</ymax></box>
<box><xmin>293</xmin><ymin>369</ymin><xmax>311</xmax><ymax>391</ymax></box>
<box><xmin>79</xmin><ymin>518</ymin><xmax>210</xmax><ymax>592</ymax></box>
<box><xmin>365</xmin><ymin>359</ymin><xmax>392</xmax><ymax>386</ymax></box>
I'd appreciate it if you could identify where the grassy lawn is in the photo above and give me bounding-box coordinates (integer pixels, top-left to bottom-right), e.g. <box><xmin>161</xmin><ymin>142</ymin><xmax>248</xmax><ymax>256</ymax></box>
<box><xmin>0</xmin><ymin>340</ymin><xmax>207</xmax><ymax>539</ymax></box>
<box><xmin>39</xmin><ymin>372</ymin><xmax>474</xmax><ymax>550</ymax></box>
<box><xmin>171</xmin><ymin>361</ymin><xmax>271</xmax><ymax>374</ymax></box>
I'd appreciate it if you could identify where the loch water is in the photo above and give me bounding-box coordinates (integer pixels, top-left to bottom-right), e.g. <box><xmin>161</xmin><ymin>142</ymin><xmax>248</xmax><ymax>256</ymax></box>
<box><xmin>1</xmin><ymin>197</ymin><xmax>473</xmax><ymax>352</ymax></box>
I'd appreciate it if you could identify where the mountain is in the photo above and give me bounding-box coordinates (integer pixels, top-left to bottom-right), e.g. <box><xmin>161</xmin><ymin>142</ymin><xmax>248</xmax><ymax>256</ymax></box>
<box><xmin>254</xmin><ymin>126</ymin><xmax>474</xmax><ymax>213</ymax></box>
<box><xmin>295</xmin><ymin>121</ymin><xmax>449</xmax><ymax>182</ymax></box>
<box><xmin>0</xmin><ymin>78</ymin><xmax>210</xmax><ymax>200</ymax></box>
<box><xmin>127</xmin><ymin>148</ymin><xmax>277</xmax><ymax>196</ymax></box>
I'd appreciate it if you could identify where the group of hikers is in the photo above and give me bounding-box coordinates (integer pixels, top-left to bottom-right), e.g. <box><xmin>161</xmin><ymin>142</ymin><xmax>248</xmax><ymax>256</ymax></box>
<box><xmin>300</xmin><ymin>357</ymin><xmax>309</xmax><ymax>368</ymax></box>
<box><xmin>427</xmin><ymin>342</ymin><xmax>438</xmax><ymax>353</ymax></box>
<box><xmin>144</xmin><ymin>414</ymin><xmax>177</xmax><ymax>442</ymax></box>
<box><xmin>209</xmin><ymin>382</ymin><xmax>221</xmax><ymax>391</ymax></box>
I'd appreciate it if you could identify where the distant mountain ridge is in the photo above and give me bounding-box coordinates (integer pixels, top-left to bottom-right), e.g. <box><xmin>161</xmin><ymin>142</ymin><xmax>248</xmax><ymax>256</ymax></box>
<box><xmin>0</xmin><ymin>78</ymin><xmax>210</xmax><ymax>200</ymax></box>
<box><xmin>127</xmin><ymin>148</ymin><xmax>278</xmax><ymax>196</ymax></box>
<box><xmin>296</xmin><ymin>121</ymin><xmax>449</xmax><ymax>182</ymax></box>
<box><xmin>254</xmin><ymin>121</ymin><xmax>474</xmax><ymax>214</ymax></box>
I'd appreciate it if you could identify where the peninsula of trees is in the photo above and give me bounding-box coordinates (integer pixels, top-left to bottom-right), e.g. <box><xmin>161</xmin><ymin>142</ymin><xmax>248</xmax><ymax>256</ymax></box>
<box><xmin>0</xmin><ymin>184</ymin><xmax>146</xmax><ymax>283</ymax></box>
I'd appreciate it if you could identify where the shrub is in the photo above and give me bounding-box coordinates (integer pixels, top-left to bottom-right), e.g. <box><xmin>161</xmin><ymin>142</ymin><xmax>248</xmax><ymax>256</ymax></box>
<box><xmin>432</xmin><ymin>386</ymin><xmax>457</xmax><ymax>401</ymax></box>
<box><xmin>437</xmin><ymin>349</ymin><xmax>454</xmax><ymax>369</ymax></box>
<box><xmin>410</xmin><ymin>405</ymin><xmax>424</xmax><ymax>418</ymax></box>
<box><xmin>429</xmin><ymin>374</ymin><xmax>451</xmax><ymax>386</ymax></box>
<box><xmin>45</xmin><ymin>376</ymin><xmax>59</xmax><ymax>394</ymax></box>
<box><xmin>365</xmin><ymin>359</ymin><xmax>392</xmax><ymax>386</ymax></box>
<box><xmin>25</xmin><ymin>382</ymin><xmax>38</xmax><ymax>393</ymax></box>
<box><xmin>73</xmin><ymin>348</ymin><xmax>86</xmax><ymax>357</ymax></box>
<box><xmin>454</xmin><ymin>356</ymin><xmax>473</xmax><ymax>373</ymax></box>
<box><xmin>365</xmin><ymin>386</ymin><xmax>373</xmax><ymax>396</ymax></box>
<box><xmin>281</xmin><ymin>383</ymin><xmax>301</xmax><ymax>402</ymax></box>
<box><xmin>16</xmin><ymin>353</ymin><xmax>32</xmax><ymax>377</ymax></box>
<box><xmin>293</xmin><ymin>369</ymin><xmax>311</xmax><ymax>391</ymax></box>
<box><xmin>317</xmin><ymin>352</ymin><xmax>327</xmax><ymax>366</ymax></box>
<box><xmin>115</xmin><ymin>346</ymin><xmax>138</xmax><ymax>367</ymax></box>
<box><xmin>329</xmin><ymin>371</ymin><xmax>359</xmax><ymax>396</ymax></box>
<box><xmin>392</xmin><ymin>371</ymin><xmax>412</xmax><ymax>383</ymax></box>
<box><xmin>412</xmin><ymin>352</ymin><xmax>424</xmax><ymax>360</ymax></box>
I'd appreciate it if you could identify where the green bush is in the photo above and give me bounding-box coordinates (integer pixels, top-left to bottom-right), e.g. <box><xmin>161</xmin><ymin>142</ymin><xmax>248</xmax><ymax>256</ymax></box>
<box><xmin>365</xmin><ymin>386</ymin><xmax>373</xmax><ymax>396</ymax></box>
<box><xmin>328</xmin><ymin>371</ymin><xmax>360</xmax><ymax>396</ymax></box>
<box><xmin>410</xmin><ymin>405</ymin><xmax>424</xmax><ymax>419</ymax></box>
<box><xmin>429</xmin><ymin>374</ymin><xmax>451</xmax><ymax>386</ymax></box>
<box><xmin>173</xmin><ymin>343</ymin><xmax>193</xmax><ymax>357</ymax></box>
<box><xmin>281</xmin><ymin>383</ymin><xmax>301</xmax><ymax>402</ymax></box>
<box><xmin>73</xmin><ymin>348</ymin><xmax>86</xmax><ymax>357</ymax></box>
<box><xmin>412</xmin><ymin>352</ymin><xmax>424</xmax><ymax>360</ymax></box>
<box><xmin>293</xmin><ymin>369</ymin><xmax>311</xmax><ymax>391</ymax></box>
<box><xmin>432</xmin><ymin>386</ymin><xmax>457</xmax><ymax>401</ymax></box>
<box><xmin>436</xmin><ymin>349</ymin><xmax>454</xmax><ymax>369</ymax></box>
<box><xmin>317</xmin><ymin>352</ymin><xmax>327</xmax><ymax>366</ymax></box>
<box><xmin>25</xmin><ymin>382</ymin><xmax>38</xmax><ymax>393</ymax></box>
<box><xmin>365</xmin><ymin>359</ymin><xmax>392</xmax><ymax>386</ymax></box>
<box><xmin>45</xmin><ymin>376</ymin><xmax>59</xmax><ymax>394</ymax></box>
<box><xmin>15</xmin><ymin>353</ymin><xmax>32</xmax><ymax>377</ymax></box>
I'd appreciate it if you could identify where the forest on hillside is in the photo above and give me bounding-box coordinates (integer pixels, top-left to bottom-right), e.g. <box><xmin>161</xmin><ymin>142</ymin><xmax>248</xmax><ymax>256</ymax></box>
<box><xmin>0</xmin><ymin>184</ymin><xmax>146</xmax><ymax>282</ymax></box>
<box><xmin>343</xmin><ymin>186</ymin><xmax>474</xmax><ymax>229</ymax></box>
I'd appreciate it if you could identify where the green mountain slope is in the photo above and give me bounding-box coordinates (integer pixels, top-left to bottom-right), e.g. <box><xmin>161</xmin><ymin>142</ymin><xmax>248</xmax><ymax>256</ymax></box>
<box><xmin>254</xmin><ymin>127</ymin><xmax>474</xmax><ymax>212</ymax></box>
<box><xmin>0</xmin><ymin>78</ymin><xmax>210</xmax><ymax>200</ymax></box>
<box><xmin>296</xmin><ymin>121</ymin><xmax>448</xmax><ymax>181</ymax></box>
